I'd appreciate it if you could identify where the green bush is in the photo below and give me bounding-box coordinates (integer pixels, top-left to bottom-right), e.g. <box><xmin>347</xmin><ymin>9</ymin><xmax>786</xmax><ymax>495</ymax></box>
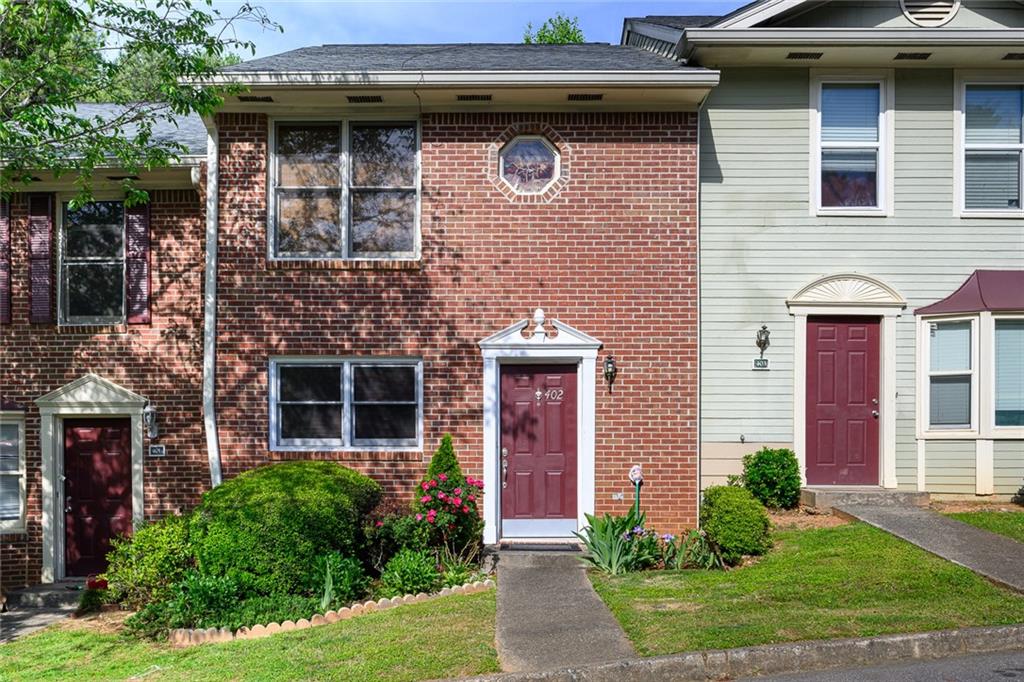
<box><xmin>700</xmin><ymin>486</ymin><xmax>772</xmax><ymax>566</ymax></box>
<box><xmin>212</xmin><ymin>594</ymin><xmax>320</xmax><ymax>632</ymax></box>
<box><xmin>190</xmin><ymin>461</ymin><xmax>381</xmax><ymax>596</ymax></box>
<box><xmin>425</xmin><ymin>433</ymin><xmax>463</xmax><ymax>482</ymax></box>
<box><xmin>165</xmin><ymin>572</ymin><xmax>240</xmax><ymax>629</ymax></box>
<box><xmin>575</xmin><ymin>509</ymin><xmax>660</xmax><ymax>575</ymax></box>
<box><xmin>103</xmin><ymin>515</ymin><xmax>194</xmax><ymax>609</ymax></box>
<box><xmin>311</xmin><ymin>553</ymin><xmax>370</xmax><ymax>609</ymax></box>
<box><xmin>741</xmin><ymin>447</ymin><xmax>801</xmax><ymax>509</ymax></box>
<box><xmin>364</xmin><ymin>512</ymin><xmax>431</xmax><ymax>573</ymax></box>
<box><xmin>378</xmin><ymin>549</ymin><xmax>442</xmax><ymax>598</ymax></box>
<box><xmin>75</xmin><ymin>588</ymin><xmax>108</xmax><ymax>616</ymax></box>
<box><xmin>413</xmin><ymin>435</ymin><xmax>483</xmax><ymax>553</ymax></box>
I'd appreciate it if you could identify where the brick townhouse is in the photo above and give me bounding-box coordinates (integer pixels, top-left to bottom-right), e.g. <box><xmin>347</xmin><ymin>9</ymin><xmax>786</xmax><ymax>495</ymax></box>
<box><xmin>1</xmin><ymin>44</ymin><xmax>716</xmax><ymax>589</ymax></box>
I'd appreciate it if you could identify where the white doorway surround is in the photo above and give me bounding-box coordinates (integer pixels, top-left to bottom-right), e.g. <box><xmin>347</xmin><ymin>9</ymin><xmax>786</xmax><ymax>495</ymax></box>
<box><xmin>787</xmin><ymin>274</ymin><xmax>906</xmax><ymax>489</ymax></box>
<box><xmin>35</xmin><ymin>374</ymin><xmax>147</xmax><ymax>582</ymax></box>
<box><xmin>478</xmin><ymin>309</ymin><xmax>601</xmax><ymax>544</ymax></box>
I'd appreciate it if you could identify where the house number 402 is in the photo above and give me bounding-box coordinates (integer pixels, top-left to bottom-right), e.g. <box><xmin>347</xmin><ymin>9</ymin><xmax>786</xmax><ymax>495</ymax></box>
<box><xmin>544</xmin><ymin>388</ymin><xmax>564</xmax><ymax>400</ymax></box>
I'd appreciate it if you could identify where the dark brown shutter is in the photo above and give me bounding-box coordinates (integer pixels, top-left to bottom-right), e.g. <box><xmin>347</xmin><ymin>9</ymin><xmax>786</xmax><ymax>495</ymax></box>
<box><xmin>0</xmin><ymin>198</ymin><xmax>10</xmax><ymax>325</ymax></box>
<box><xmin>28</xmin><ymin>194</ymin><xmax>53</xmax><ymax>324</ymax></box>
<box><xmin>125</xmin><ymin>202</ymin><xmax>151</xmax><ymax>324</ymax></box>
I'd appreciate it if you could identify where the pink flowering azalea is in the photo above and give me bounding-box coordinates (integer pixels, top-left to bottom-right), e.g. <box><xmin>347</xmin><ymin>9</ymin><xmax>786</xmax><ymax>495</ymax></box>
<box><xmin>429</xmin><ymin>479</ymin><xmax>438</xmax><ymax>488</ymax></box>
<box><xmin>452</xmin><ymin>497</ymin><xmax>462</xmax><ymax>506</ymax></box>
<box><xmin>462</xmin><ymin>505</ymin><xmax>470</xmax><ymax>513</ymax></box>
<box><xmin>415</xmin><ymin>513</ymin><xmax>423</xmax><ymax>521</ymax></box>
<box><xmin>453</xmin><ymin>487</ymin><xmax>462</xmax><ymax>496</ymax></box>
<box><xmin>437</xmin><ymin>491</ymin><xmax>447</xmax><ymax>501</ymax></box>
<box><xmin>420</xmin><ymin>495</ymin><xmax>432</xmax><ymax>503</ymax></box>
<box><xmin>376</xmin><ymin>520</ymin><xmax>384</xmax><ymax>527</ymax></box>
<box><xmin>421</xmin><ymin>482</ymin><xmax>429</xmax><ymax>491</ymax></box>
<box><xmin>438</xmin><ymin>473</ymin><xmax>448</xmax><ymax>482</ymax></box>
<box><xmin>467</xmin><ymin>494</ymin><xmax>475</xmax><ymax>502</ymax></box>
<box><xmin>427</xmin><ymin>516</ymin><xmax>436</xmax><ymax>524</ymax></box>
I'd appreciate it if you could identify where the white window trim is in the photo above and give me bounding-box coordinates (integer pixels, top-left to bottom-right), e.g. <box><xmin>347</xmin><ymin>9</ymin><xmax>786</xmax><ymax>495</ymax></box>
<box><xmin>990</xmin><ymin>312</ymin><xmax>1024</xmax><ymax>438</ymax></box>
<box><xmin>268</xmin><ymin>356</ymin><xmax>424</xmax><ymax>452</ymax></box>
<box><xmin>57</xmin><ymin>194</ymin><xmax>127</xmax><ymax>326</ymax></box>
<box><xmin>267</xmin><ymin>117</ymin><xmax>422</xmax><ymax>262</ymax></box>
<box><xmin>498</xmin><ymin>135</ymin><xmax>561</xmax><ymax>196</ymax></box>
<box><xmin>0</xmin><ymin>412</ymin><xmax>26</xmax><ymax>533</ymax></box>
<box><xmin>809</xmin><ymin>69</ymin><xmax>895</xmax><ymax>217</ymax></box>
<box><xmin>954</xmin><ymin>71</ymin><xmax>1024</xmax><ymax>219</ymax></box>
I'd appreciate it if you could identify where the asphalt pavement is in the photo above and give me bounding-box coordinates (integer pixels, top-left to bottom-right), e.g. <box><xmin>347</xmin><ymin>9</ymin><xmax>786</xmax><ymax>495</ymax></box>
<box><xmin>752</xmin><ymin>650</ymin><xmax>1024</xmax><ymax>682</ymax></box>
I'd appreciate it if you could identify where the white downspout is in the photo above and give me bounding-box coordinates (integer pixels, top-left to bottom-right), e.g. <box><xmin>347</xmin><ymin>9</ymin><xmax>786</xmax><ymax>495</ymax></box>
<box><xmin>202</xmin><ymin>118</ymin><xmax>223</xmax><ymax>486</ymax></box>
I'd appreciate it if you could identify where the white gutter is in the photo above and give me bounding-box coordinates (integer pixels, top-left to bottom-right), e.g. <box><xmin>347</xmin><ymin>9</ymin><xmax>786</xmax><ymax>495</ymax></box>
<box><xmin>685</xmin><ymin>28</ymin><xmax>1024</xmax><ymax>46</ymax></box>
<box><xmin>201</xmin><ymin>118</ymin><xmax>222</xmax><ymax>487</ymax></box>
<box><xmin>202</xmin><ymin>69</ymin><xmax>720</xmax><ymax>88</ymax></box>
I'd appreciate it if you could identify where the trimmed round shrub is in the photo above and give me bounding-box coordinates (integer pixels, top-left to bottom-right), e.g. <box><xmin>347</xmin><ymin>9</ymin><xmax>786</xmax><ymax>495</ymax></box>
<box><xmin>190</xmin><ymin>461</ymin><xmax>382</xmax><ymax>596</ymax></box>
<box><xmin>311</xmin><ymin>552</ymin><xmax>371</xmax><ymax>607</ymax></box>
<box><xmin>378</xmin><ymin>549</ymin><xmax>442</xmax><ymax>598</ymax></box>
<box><xmin>103</xmin><ymin>514</ymin><xmax>194</xmax><ymax>609</ymax></box>
<box><xmin>741</xmin><ymin>447</ymin><xmax>801</xmax><ymax>509</ymax></box>
<box><xmin>700</xmin><ymin>486</ymin><xmax>772</xmax><ymax>566</ymax></box>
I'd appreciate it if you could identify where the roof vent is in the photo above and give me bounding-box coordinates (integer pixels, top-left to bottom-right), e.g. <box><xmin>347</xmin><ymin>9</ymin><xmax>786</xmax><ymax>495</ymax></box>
<box><xmin>567</xmin><ymin>93</ymin><xmax>603</xmax><ymax>102</ymax></box>
<box><xmin>895</xmin><ymin>52</ymin><xmax>932</xmax><ymax>60</ymax></box>
<box><xmin>236</xmin><ymin>95</ymin><xmax>274</xmax><ymax>103</ymax></box>
<box><xmin>786</xmin><ymin>52</ymin><xmax>823</xmax><ymax>60</ymax></box>
<box><xmin>346</xmin><ymin>95</ymin><xmax>383</xmax><ymax>104</ymax></box>
<box><xmin>456</xmin><ymin>94</ymin><xmax>492</xmax><ymax>102</ymax></box>
<box><xmin>1003</xmin><ymin>53</ymin><xmax>1024</xmax><ymax>60</ymax></box>
<box><xmin>900</xmin><ymin>0</ymin><xmax>960</xmax><ymax>27</ymax></box>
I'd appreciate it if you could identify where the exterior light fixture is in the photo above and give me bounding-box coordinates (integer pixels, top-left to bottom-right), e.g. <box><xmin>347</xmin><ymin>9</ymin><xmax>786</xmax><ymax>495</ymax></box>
<box><xmin>142</xmin><ymin>403</ymin><xmax>159</xmax><ymax>439</ymax></box>
<box><xmin>756</xmin><ymin>325</ymin><xmax>771</xmax><ymax>358</ymax></box>
<box><xmin>603</xmin><ymin>355</ymin><xmax>618</xmax><ymax>392</ymax></box>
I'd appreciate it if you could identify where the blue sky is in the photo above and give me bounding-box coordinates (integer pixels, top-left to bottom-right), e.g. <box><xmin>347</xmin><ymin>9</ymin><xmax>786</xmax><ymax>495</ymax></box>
<box><xmin>215</xmin><ymin>1</ymin><xmax>746</xmax><ymax>58</ymax></box>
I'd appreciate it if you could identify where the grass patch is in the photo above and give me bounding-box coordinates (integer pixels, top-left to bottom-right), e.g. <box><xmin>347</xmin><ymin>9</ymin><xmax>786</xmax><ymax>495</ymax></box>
<box><xmin>0</xmin><ymin>591</ymin><xmax>499</xmax><ymax>682</ymax></box>
<box><xmin>590</xmin><ymin>523</ymin><xmax>1024</xmax><ymax>656</ymax></box>
<box><xmin>947</xmin><ymin>510</ymin><xmax>1024</xmax><ymax>544</ymax></box>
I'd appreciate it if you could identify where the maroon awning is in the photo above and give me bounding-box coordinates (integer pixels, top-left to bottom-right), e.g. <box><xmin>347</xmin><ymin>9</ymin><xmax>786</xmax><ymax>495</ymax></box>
<box><xmin>916</xmin><ymin>270</ymin><xmax>1024</xmax><ymax>315</ymax></box>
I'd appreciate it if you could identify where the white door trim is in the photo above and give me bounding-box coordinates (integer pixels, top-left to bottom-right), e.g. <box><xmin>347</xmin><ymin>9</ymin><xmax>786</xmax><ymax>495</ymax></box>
<box><xmin>479</xmin><ymin>312</ymin><xmax>600</xmax><ymax>544</ymax></box>
<box><xmin>35</xmin><ymin>374</ymin><xmax>147</xmax><ymax>582</ymax></box>
<box><xmin>788</xmin><ymin>274</ymin><xmax>906</xmax><ymax>489</ymax></box>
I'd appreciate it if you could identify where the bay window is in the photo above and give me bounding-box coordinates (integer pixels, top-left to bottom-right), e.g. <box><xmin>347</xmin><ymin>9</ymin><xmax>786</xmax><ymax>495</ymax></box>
<box><xmin>270</xmin><ymin>121</ymin><xmax>419</xmax><ymax>259</ymax></box>
<box><xmin>995</xmin><ymin>319</ymin><xmax>1024</xmax><ymax>427</ymax></box>
<box><xmin>927</xmin><ymin>320</ymin><xmax>975</xmax><ymax>429</ymax></box>
<box><xmin>269</xmin><ymin>358</ymin><xmax>422</xmax><ymax>450</ymax></box>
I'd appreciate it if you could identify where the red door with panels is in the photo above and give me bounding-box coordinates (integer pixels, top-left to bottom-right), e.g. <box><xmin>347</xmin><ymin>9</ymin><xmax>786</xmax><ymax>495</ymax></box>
<box><xmin>64</xmin><ymin>418</ymin><xmax>133</xmax><ymax>576</ymax></box>
<box><xmin>805</xmin><ymin>317</ymin><xmax>881</xmax><ymax>486</ymax></box>
<box><xmin>500</xmin><ymin>365</ymin><xmax>577</xmax><ymax>536</ymax></box>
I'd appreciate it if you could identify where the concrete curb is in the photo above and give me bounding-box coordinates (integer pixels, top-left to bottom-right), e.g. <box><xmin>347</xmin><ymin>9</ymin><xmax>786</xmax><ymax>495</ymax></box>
<box><xmin>461</xmin><ymin>623</ymin><xmax>1024</xmax><ymax>681</ymax></box>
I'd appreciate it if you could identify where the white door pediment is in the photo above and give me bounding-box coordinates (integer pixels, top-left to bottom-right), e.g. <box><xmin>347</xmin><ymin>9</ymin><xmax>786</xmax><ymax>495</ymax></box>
<box><xmin>35</xmin><ymin>373</ymin><xmax>147</xmax><ymax>409</ymax></box>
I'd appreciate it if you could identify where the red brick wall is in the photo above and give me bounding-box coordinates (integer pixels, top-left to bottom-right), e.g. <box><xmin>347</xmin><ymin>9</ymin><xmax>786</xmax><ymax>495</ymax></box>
<box><xmin>214</xmin><ymin>112</ymin><xmax>698</xmax><ymax>534</ymax></box>
<box><xmin>0</xmin><ymin>190</ymin><xmax>207</xmax><ymax>591</ymax></box>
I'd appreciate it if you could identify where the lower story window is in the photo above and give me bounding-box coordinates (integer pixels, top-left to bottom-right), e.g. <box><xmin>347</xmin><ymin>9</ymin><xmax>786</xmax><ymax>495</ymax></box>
<box><xmin>996</xmin><ymin>319</ymin><xmax>1024</xmax><ymax>427</ymax></box>
<box><xmin>270</xmin><ymin>358</ymin><xmax>422</xmax><ymax>450</ymax></box>
<box><xmin>0</xmin><ymin>415</ymin><xmax>25</xmax><ymax>532</ymax></box>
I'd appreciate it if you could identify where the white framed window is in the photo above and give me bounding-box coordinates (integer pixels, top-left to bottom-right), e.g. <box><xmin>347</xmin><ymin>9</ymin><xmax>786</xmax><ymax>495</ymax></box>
<box><xmin>995</xmin><ymin>316</ymin><xmax>1024</xmax><ymax>430</ymax></box>
<box><xmin>59</xmin><ymin>200</ymin><xmax>126</xmax><ymax>324</ymax></box>
<box><xmin>956</xmin><ymin>73</ymin><xmax>1024</xmax><ymax>217</ymax></box>
<box><xmin>924</xmin><ymin>318</ymin><xmax>977</xmax><ymax>431</ymax></box>
<box><xmin>0</xmin><ymin>413</ymin><xmax>26</xmax><ymax>533</ymax></box>
<box><xmin>268</xmin><ymin>119</ymin><xmax>420</xmax><ymax>260</ymax></box>
<box><xmin>810</xmin><ymin>71</ymin><xmax>893</xmax><ymax>216</ymax></box>
<box><xmin>269</xmin><ymin>357</ymin><xmax>423</xmax><ymax>451</ymax></box>
<box><xmin>498</xmin><ymin>135</ymin><xmax>560</xmax><ymax>195</ymax></box>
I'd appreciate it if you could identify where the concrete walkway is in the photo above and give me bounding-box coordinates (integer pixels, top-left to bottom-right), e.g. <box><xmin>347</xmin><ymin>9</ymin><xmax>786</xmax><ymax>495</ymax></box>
<box><xmin>838</xmin><ymin>505</ymin><xmax>1024</xmax><ymax>592</ymax></box>
<box><xmin>494</xmin><ymin>551</ymin><xmax>635</xmax><ymax>672</ymax></box>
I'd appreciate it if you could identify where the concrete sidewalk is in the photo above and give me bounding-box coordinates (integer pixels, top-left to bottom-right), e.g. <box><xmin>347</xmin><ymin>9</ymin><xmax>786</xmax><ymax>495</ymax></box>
<box><xmin>837</xmin><ymin>505</ymin><xmax>1024</xmax><ymax>592</ymax></box>
<box><xmin>494</xmin><ymin>551</ymin><xmax>635</xmax><ymax>672</ymax></box>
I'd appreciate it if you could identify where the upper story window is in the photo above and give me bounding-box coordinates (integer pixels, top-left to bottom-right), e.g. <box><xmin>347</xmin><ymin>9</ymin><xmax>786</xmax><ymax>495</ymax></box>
<box><xmin>962</xmin><ymin>83</ymin><xmax>1023</xmax><ymax>214</ymax></box>
<box><xmin>499</xmin><ymin>136</ymin><xmax>560</xmax><ymax>194</ymax></box>
<box><xmin>270</xmin><ymin>121</ymin><xmax>419</xmax><ymax>260</ymax></box>
<box><xmin>60</xmin><ymin>201</ymin><xmax>125</xmax><ymax>324</ymax></box>
<box><xmin>0</xmin><ymin>414</ymin><xmax>26</xmax><ymax>533</ymax></box>
<box><xmin>269</xmin><ymin>358</ymin><xmax>423</xmax><ymax>451</ymax></box>
<box><xmin>812</xmin><ymin>73</ymin><xmax>892</xmax><ymax>216</ymax></box>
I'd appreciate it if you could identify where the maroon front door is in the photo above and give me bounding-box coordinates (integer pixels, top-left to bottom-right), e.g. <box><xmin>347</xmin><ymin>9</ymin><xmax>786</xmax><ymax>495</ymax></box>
<box><xmin>64</xmin><ymin>418</ymin><xmax>133</xmax><ymax>576</ymax></box>
<box><xmin>806</xmin><ymin>317</ymin><xmax>881</xmax><ymax>486</ymax></box>
<box><xmin>500</xmin><ymin>365</ymin><xmax>577</xmax><ymax>536</ymax></box>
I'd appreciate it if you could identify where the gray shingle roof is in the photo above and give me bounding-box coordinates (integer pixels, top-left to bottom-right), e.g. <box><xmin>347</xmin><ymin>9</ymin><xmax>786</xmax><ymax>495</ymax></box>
<box><xmin>631</xmin><ymin>15</ymin><xmax>724</xmax><ymax>30</ymax></box>
<box><xmin>220</xmin><ymin>43</ymin><xmax>692</xmax><ymax>73</ymax></box>
<box><xmin>73</xmin><ymin>103</ymin><xmax>206</xmax><ymax>157</ymax></box>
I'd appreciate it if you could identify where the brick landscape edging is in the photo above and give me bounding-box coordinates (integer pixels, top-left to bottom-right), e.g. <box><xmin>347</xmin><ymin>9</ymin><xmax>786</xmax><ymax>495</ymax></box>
<box><xmin>168</xmin><ymin>579</ymin><xmax>495</xmax><ymax>647</ymax></box>
<box><xmin>463</xmin><ymin>623</ymin><xmax>1024</xmax><ymax>681</ymax></box>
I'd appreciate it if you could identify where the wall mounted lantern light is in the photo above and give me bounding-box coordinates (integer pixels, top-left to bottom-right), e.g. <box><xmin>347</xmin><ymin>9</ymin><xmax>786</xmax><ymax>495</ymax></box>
<box><xmin>142</xmin><ymin>403</ymin><xmax>159</xmax><ymax>440</ymax></box>
<box><xmin>755</xmin><ymin>325</ymin><xmax>771</xmax><ymax>358</ymax></box>
<box><xmin>603</xmin><ymin>355</ymin><xmax>618</xmax><ymax>392</ymax></box>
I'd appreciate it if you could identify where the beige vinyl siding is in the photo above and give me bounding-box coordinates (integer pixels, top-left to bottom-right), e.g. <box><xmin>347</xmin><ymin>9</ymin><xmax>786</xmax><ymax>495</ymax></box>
<box><xmin>700</xmin><ymin>67</ymin><xmax>1024</xmax><ymax>491</ymax></box>
<box><xmin>994</xmin><ymin>440</ymin><xmax>1024</xmax><ymax>495</ymax></box>
<box><xmin>925</xmin><ymin>440</ymin><xmax>976</xmax><ymax>493</ymax></box>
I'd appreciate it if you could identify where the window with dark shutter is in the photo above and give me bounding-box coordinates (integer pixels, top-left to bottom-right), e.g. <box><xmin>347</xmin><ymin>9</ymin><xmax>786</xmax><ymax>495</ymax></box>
<box><xmin>0</xmin><ymin>199</ymin><xmax>10</xmax><ymax>325</ymax></box>
<box><xmin>125</xmin><ymin>203</ymin><xmax>151</xmax><ymax>324</ymax></box>
<box><xmin>28</xmin><ymin>194</ymin><xmax>53</xmax><ymax>324</ymax></box>
<box><xmin>60</xmin><ymin>200</ymin><xmax>125</xmax><ymax>325</ymax></box>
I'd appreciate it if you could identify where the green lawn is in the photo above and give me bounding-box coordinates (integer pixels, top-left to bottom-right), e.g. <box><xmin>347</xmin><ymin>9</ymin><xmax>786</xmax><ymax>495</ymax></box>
<box><xmin>591</xmin><ymin>523</ymin><xmax>1024</xmax><ymax>656</ymax></box>
<box><xmin>948</xmin><ymin>510</ymin><xmax>1024</xmax><ymax>544</ymax></box>
<box><xmin>0</xmin><ymin>591</ymin><xmax>499</xmax><ymax>682</ymax></box>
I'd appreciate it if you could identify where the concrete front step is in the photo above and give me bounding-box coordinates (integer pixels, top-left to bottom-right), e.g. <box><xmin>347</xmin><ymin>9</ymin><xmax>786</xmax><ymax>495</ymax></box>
<box><xmin>801</xmin><ymin>487</ymin><xmax>930</xmax><ymax>512</ymax></box>
<box><xmin>4</xmin><ymin>581</ymin><xmax>85</xmax><ymax>610</ymax></box>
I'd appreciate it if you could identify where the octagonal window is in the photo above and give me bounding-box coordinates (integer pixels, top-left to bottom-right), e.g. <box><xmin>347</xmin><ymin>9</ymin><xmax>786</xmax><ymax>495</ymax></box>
<box><xmin>499</xmin><ymin>136</ymin><xmax>560</xmax><ymax>194</ymax></box>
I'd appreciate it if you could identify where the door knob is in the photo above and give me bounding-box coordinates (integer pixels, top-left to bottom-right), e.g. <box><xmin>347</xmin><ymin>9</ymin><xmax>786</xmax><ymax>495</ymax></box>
<box><xmin>872</xmin><ymin>410</ymin><xmax>879</xmax><ymax>419</ymax></box>
<box><xmin>501</xmin><ymin>448</ymin><xmax>509</xmax><ymax>489</ymax></box>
